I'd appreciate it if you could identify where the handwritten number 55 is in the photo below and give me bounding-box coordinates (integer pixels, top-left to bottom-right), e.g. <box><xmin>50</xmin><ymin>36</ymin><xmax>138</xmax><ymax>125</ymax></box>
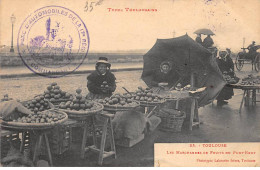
<box><xmin>84</xmin><ymin>1</ymin><xmax>96</xmax><ymax>12</ymax></box>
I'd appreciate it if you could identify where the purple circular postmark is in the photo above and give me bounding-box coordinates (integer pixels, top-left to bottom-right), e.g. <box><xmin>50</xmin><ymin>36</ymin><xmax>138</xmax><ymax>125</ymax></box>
<box><xmin>17</xmin><ymin>6</ymin><xmax>90</xmax><ymax>78</ymax></box>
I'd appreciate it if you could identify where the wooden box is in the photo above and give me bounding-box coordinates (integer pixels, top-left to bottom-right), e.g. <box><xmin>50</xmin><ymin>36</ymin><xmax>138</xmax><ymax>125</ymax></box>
<box><xmin>115</xmin><ymin>133</ymin><xmax>144</xmax><ymax>148</ymax></box>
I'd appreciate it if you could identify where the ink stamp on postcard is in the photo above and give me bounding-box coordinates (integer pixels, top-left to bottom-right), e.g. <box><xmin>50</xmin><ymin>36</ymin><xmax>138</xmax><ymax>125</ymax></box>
<box><xmin>17</xmin><ymin>6</ymin><xmax>90</xmax><ymax>78</ymax></box>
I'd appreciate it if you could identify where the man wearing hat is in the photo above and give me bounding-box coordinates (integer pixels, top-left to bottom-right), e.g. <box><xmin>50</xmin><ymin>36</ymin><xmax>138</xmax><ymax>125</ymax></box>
<box><xmin>195</xmin><ymin>34</ymin><xmax>203</xmax><ymax>45</ymax></box>
<box><xmin>247</xmin><ymin>41</ymin><xmax>256</xmax><ymax>51</ymax></box>
<box><xmin>247</xmin><ymin>41</ymin><xmax>257</xmax><ymax>58</ymax></box>
<box><xmin>202</xmin><ymin>35</ymin><xmax>214</xmax><ymax>48</ymax></box>
<box><xmin>86</xmin><ymin>57</ymin><xmax>116</xmax><ymax>99</ymax></box>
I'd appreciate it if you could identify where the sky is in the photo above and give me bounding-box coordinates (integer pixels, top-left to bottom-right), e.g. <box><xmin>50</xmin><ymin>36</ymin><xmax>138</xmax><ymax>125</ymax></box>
<box><xmin>0</xmin><ymin>0</ymin><xmax>259</xmax><ymax>53</ymax></box>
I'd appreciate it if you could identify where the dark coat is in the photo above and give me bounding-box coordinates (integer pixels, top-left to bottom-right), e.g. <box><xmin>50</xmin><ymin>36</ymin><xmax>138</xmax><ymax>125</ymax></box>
<box><xmin>217</xmin><ymin>55</ymin><xmax>234</xmax><ymax>73</ymax></box>
<box><xmin>203</xmin><ymin>36</ymin><xmax>214</xmax><ymax>48</ymax></box>
<box><xmin>195</xmin><ymin>37</ymin><xmax>203</xmax><ymax>45</ymax></box>
<box><xmin>216</xmin><ymin>55</ymin><xmax>235</xmax><ymax>101</ymax></box>
<box><xmin>87</xmin><ymin>70</ymin><xmax>116</xmax><ymax>95</ymax></box>
<box><xmin>145</xmin><ymin>70</ymin><xmax>181</xmax><ymax>88</ymax></box>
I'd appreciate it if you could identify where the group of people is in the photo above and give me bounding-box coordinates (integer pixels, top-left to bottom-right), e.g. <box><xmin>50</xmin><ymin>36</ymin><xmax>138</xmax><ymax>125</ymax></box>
<box><xmin>195</xmin><ymin>34</ymin><xmax>214</xmax><ymax>48</ymax></box>
<box><xmin>1</xmin><ymin>39</ymin><xmax>258</xmax><ymax>118</ymax></box>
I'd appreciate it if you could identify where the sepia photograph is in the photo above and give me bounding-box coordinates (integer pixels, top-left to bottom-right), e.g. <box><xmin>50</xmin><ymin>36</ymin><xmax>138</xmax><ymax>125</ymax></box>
<box><xmin>0</xmin><ymin>0</ymin><xmax>259</xmax><ymax>167</ymax></box>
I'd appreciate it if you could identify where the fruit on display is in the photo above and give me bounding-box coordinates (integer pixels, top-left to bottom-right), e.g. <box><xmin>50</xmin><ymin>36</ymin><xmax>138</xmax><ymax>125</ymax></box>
<box><xmin>130</xmin><ymin>86</ymin><xmax>164</xmax><ymax>103</ymax></box>
<box><xmin>1</xmin><ymin>94</ymin><xmax>13</xmax><ymax>101</ymax></box>
<box><xmin>11</xmin><ymin>110</ymin><xmax>66</xmax><ymax>124</ymax></box>
<box><xmin>43</xmin><ymin>82</ymin><xmax>73</xmax><ymax>103</ymax></box>
<box><xmin>96</xmin><ymin>93</ymin><xmax>139</xmax><ymax>107</ymax></box>
<box><xmin>59</xmin><ymin>88</ymin><xmax>101</xmax><ymax>111</ymax></box>
<box><xmin>24</xmin><ymin>95</ymin><xmax>51</xmax><ymax>114</ymax></box>
<box><xmin>240</xmin><ymin>75</ymin><xmax>260</xmax><ymax>85</ymax></box>
<box><xmin>222</xmin><ymin>72</ymin><xmax>238</xmax><ymax>84</ymax></box>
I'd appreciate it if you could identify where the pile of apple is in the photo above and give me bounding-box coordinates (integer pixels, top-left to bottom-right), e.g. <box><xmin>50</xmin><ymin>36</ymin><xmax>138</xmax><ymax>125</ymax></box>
<box><xmin>43</xmin><ymin>82</ymin><xmax>73</xmax><ymax>103</ymax></box>
<box><xmin>12</xmin><ymin>110</ymin><xmax>66</xmax><ymax>124</ymax></box>
<box><xmin>59</xmin><ymin>89</ymin><xmax>101</xmax><ymax>111</ymax></box>
<box><xmin>130</xmin><ymin>87</ymin><xmax>164</xmax><ymax>103</ymax></box>
<box><xmin>222</xmin><ymin>72</ymin><xmax>238</xmax><ymax>84</ymax></box>
<box><xmin>240</xmin><ymin>75</ymin><xmax>260</xmax><ymax>85</ymax></box>
<box><xmin>24</xmin><ymin>95</ymin><xmax>52</xmax><ymax>114</ymax></box>
<box><xmin>96</xmin><ymin>93</ymin><xmax>139</xmax><ymax>107</ymax></box>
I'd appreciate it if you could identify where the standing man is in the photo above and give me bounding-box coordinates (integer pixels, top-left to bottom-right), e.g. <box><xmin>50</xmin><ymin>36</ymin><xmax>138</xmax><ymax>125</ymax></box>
<box><xmin>203</xmin><ymin>35</ymin><xmax>214</xmax><ymax>48</ymax></box>
<box><xmin>195</xmin><ymin>34</ymin><xmax>203</xmax><ymax>45</ymax></box>
<box><xmin>247</xmin><ymin>41</ymin><xmax>257</xmax><ymax>58</ymax></box>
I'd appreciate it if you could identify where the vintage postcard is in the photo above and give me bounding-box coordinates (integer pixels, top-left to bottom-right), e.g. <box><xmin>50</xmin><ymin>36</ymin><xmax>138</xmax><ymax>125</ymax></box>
<box><xmin>0</xmin><ymin>0</ymin><xmax>259</xmax><ymax>167</ymax></box>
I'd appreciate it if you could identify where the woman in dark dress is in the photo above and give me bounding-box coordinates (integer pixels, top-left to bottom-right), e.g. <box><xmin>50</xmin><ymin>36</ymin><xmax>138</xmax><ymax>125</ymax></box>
<box><xmin>149</xmin><ymin>61</ymin><xmax>180</xmax><ymax>94</ymax></box>
<box><xmin>86</xmin><ymin>57</ymin><xmax>116</xmax><ymax>99</ymax></box>
<box><xmin>216</xmin><ymin>49</ymin><xmax>235</xmax><ymax>106</ymax></box>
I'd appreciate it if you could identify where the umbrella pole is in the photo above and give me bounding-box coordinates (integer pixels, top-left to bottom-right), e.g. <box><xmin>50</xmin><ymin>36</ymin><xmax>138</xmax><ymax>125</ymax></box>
<box><xmin>191</xmin><ymin>72</ymin><xmax>195</xmax><ymax>88</ymax></box>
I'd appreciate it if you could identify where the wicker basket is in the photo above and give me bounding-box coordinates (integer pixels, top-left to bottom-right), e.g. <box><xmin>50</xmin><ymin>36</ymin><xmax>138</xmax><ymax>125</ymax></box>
<box><xmin>158</xmin><ymin>109</ymin><xmax>186</xmax><ymax>132</ymax></box>
<box><xmin>59</xmin><ymin>102</ymin><xmax>103</xmax><ymax>119</ymax></box>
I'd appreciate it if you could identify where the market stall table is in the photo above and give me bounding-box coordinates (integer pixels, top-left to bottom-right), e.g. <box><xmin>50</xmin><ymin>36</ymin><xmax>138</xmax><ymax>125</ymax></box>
<box><xmin>79</xmin><ymin>113</ymin><xmax>116</xmax><ymax>165</ymax></box>
<box><xmin>1</xmin><ymin>109</ymin><xmax>68</xmax><ymax>166</ymax></box>
<box><xmin>60</xmin><ymin>103</ymin><xmax>116</xmax><ymax>166</ymax></box>
<box><xmin>1</xmin><ymin>125</ymin><xmax>53</xmax><ymax>166</ymax></box>
<box><xmin>163</xmin><ymin>87</ymin><xmax>206</xmax><ymax>131</ymax></box>
<box><xmin>227</xmin><ymin>84</ymin><xmax>260</xmax><ymax>114</ymax></box>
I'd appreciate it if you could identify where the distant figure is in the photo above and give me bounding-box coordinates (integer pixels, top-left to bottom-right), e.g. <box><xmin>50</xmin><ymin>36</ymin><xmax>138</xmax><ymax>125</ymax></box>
<box><xmin>195</xmin><ymin>34</ymin><xmax>203</xmax><ymax>45</ymax></box>
<box><xmin>247</xmin><ymin>41</ymin><xmax>257</xmax><ymax>58</ymax></box>
<box><xmin>247</xmin><ymin>41</ymin><xmax>256</xmax><ymax>51</ymax></box>
<box><xmin>203</xmin><ymin>35</ymin><xmax>214</xmax><ymax>48</ymax></box>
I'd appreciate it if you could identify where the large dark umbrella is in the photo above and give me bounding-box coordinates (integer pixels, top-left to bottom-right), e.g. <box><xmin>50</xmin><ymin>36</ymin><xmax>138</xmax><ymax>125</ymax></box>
<box><xmin>194</xmin><ymin>28</ymin><xmax>215</xmax><ymax>35</ymax></box>
<box><xmin>141</xmin><ymin>34</ymin><xmax>225</xmax><ymax>106</ymax></box>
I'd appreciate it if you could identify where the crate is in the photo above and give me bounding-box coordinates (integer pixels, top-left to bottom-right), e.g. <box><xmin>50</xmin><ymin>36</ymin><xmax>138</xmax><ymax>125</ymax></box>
<box><xmin>158</xmin><ymin>109</ymin><xmax>186</xmax><ymax>132</ymax></box>
<box><xmin>115</xmin><ymin>133</ymin><xmax>144</xmax><ymax>148</ymax></box>
<box><xmin>1</xmin><ymin>130</ymin><xmax>21</xmax><ymax>158</ymax></box>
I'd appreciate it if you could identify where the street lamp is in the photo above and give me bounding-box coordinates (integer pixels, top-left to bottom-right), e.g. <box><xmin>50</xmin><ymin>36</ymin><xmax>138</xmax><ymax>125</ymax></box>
<box><xmin>10</xmin><ymin>14</ymin><xmax>16</xmax><ymax>53</ymax></box>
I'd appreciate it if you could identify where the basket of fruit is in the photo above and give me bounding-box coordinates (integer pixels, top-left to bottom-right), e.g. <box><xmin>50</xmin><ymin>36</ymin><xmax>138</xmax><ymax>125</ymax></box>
<box><xmin>222</xmin><ymin>72</ymin><xmax>239</xmax><ymax>84</ymax></box>
<box><xmin>129</xmin><ymin>87</ymin><xmax>166</xmax><ymax>107</ymax></box>
<box><xmin>42</xmin><ymin>82</ymin><xmax>73</xmax><ymax>106</ymax></box>
<box><xmin>96</xmin><ymin>93</ymin><xmax>140</xmax><ymax>111</ymax></box>
<box><xmin>157</xmin><ymin>108</ymin><xmax>186</xmax><ymax>132</ymax></box>
<box><xmin>58</xmin><ymin>88</ymin><xmax>104</xmax><ymax>118</ymax></box>
<box><xmin>59</xmin><ymin>102</ymin><xmax>103</xmax><ymax>118</ymax></box>
<box><xmin>1</xmin><ymin>109</ymin><xmax>68</xmax><ymax>130</ymax></box>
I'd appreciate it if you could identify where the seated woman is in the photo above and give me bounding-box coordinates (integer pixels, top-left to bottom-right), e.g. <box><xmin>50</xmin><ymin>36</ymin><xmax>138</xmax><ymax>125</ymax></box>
<box><xmin>149</xmin><ymin>61</ymin><xmax>181</xmax><ymax>94</ymax></box>
<box><xmin>86</xmin><ymin>57</ymin><xmax>116</xmax><ymax>100</ymax></box>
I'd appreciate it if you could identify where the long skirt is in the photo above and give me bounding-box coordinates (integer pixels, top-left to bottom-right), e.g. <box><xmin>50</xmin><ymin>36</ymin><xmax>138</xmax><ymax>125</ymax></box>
<box><xmin>216</xmin><ymin>86</ymin><xmax>234</xmax><ymax>101</ymax></box>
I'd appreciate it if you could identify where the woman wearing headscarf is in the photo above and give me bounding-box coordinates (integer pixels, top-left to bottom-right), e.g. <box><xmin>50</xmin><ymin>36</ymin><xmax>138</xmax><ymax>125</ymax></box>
<box><xmin>86</xmin><ymin>57</ymin><xmax>116</xmax><ymax>100</ymax></box>
<box><xmin>216</xmin><ymin>49</ymin><xmax>237</xmax><ymax>106</ymax></box>
<box><xmin>148</xmin><ymin>61</ymin><xmax>181</xmax><ymax>94</ymax></box>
